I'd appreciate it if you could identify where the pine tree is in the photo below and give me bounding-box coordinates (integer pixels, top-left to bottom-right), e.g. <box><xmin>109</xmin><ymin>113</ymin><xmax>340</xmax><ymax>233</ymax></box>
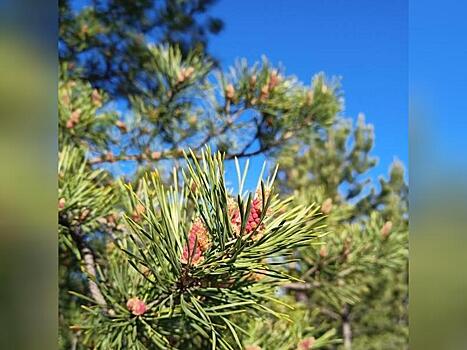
<box><xmin>58</xmin><ymin>52</ymin><xmax>344</xmax><ymax>348</ymax></box>
<box><xmin>59</xmin><ymin>0</ymin><xmax>223</xmax><ymax>98</ymax></box>
<box><xmin>58</xmin><ymin>42</ymin><xmax>341</xmax><ymax>350</ymax></box>
<box><xmin>59</xmin><ymin>2</ymin><xmax>408</xmax><ymax>349</ymax></box>
<box><xmin>272</xmin><ymin>115</ymin><xmax>408</xmax><ymax>350</ymax></box>
<box><xmin>62</xmin><ymin>147</ymin><xmax>339</xmax><ymax>349</ymax></box>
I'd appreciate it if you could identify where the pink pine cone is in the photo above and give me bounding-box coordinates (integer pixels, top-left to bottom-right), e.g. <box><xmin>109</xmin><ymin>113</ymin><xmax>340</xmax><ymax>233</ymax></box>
<box><xmin>180</xmin><ymin>218</ymin><xmax>210</xmax><ymax>265</ymax></box>
<box><xmin>126</xmin><ymin>297</ymin><xmax>148</xmax><ymax>316</ymax></box>
<box><xmin>229</xmin><ymin>194</ymin><xmax>267</xmax><ymax>240</ymax></box>
<box><xmin>297</xmin><ymin>337</ymin><xmax>315</xmax><ymax>350</ymax></box>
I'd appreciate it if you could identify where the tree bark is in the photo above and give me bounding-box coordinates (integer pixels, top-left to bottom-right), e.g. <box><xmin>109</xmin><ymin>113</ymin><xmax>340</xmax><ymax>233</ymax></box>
<box><xmin>60</xmin><ymin>215</ymin><xmax>107</xmax><ymax>308</ymax></box>
<box><xmin>342</xmin><ymin>304</ymin><xmax>352</xmax><ymax>350</ymax></box>
<box><xmin>79</xmin><ymin>242</ymin><xmax>107</xmax><ymax>307</ymax></box>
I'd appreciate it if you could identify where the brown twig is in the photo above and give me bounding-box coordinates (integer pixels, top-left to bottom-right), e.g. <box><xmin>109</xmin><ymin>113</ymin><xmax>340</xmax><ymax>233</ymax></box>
<box><xmin>342</xmin><ymin>304</ymin><xmax>352</xmax><ymax>350</ymax></box>
<box><xmin>60</xmin><ymin>215</ymin><xmax>108</xmax><ymax>309</ymax></box>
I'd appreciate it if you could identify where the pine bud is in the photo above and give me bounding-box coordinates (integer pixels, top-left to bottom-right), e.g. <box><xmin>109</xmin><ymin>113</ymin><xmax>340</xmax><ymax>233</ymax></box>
<box><xmin>319</xmin><ymin>245</ymin><xmax>328</xmax><ymax>258</ymax></box>
<box><xmin>58</xmin><ymin>197</ymin><xmax>66</xmax><ymax>209</ymax></box>
<box><xmin>66</xmin><ymin>109</ymin><xmax>81</xmax><ymax>129</ymax></box>
<box><xmin>245</xmin><ymin>346</ymin><xmax>262</xmax><ymax>350</ymax></box>
<box><xmin>151</xmin><ymin>151</ymin><xmax>161</xmax><ymax>160</ymax></box>
<box><xmin>105</xmin><ymin>152</ymin><xmax>115</xmax><ymax>162</ymax></box>
<box><xmin>248</xmin><ymin>270</ymin><xmax>266</xmax><ymax>282</ymax></box>
<box><xmin>135</xmin><ymin>203</ymin><xmax>145</xmax><ymax>215</ymax></box>
<box><xmin>321</xmin><ymin>198</ymin><xmax>333</xmax><ymax>215</ymax></box>
<box><xmin>177</xmin><ymin>70</ymin><xmax>185</xmax><ymax>83</ymax></box>
<box><xmin>225</xmin><ymin>84</ymin><xmax>235</xmax><ymax>100</ymax></box>
<box><xmin>91</xmin><ymin>89</ymin><xmax>102</xmax><ymax>107</ymax></box>
<box><xmin>126</xmin><ymin>297</ymin><xmax>147</xmax><ymax>316</ymax></box>
<box><xmin>260</xmin><ymin>84</ymin><xmax>269</xmax><ymax>101</ymax></box>
<box><xmin>80</xmin><ymin>208</ymin><xmax>90</xmax><ymax>221</ymax></box>
<box><xmin>141</xmin><ymin>266</ymin><xmax>151</xmax><ymax>277</ymax></box>
<box><xmin>181</xmin><ymin>218</ymin><xmax>210</xmax><ymax>265</ymax></box>
<box><xmin>268</xmin><ymin>70</ymin><xmax>281</xmax><ymax>90</ymax></box>
<box><xmin>188</xmin><ymin>114</ymin><xmax>198</xmax><ymax>126</ymax></box>
<box><xmin>177</xmin><ymin>66</ymin><xmax>195</xmax><ymax>83</ymax></box>
<box><xmin>115</xmin><ymin>120</ymin><xmax>127</xmax><ymax>133</ymax></box>
<box><xmin>106</xmin><ymin>213</ymin><xmax>116</xmax><ymax>226</ymax></box>
<box><xmin>297</xmin><ymin>337</ymin><xmax>315</xmax><ymax>350</ymax></box>
<box><xmin>97</xmin><ymin>217</ymin><xmax>107</xmax><ymax>225</ymax></box>
<box><xmin>380</xmin><ymin>221</ymin><xmax>393</xmax><ymax>239</ymax></box>
<box><xmin>184</xmin><ymin>66</ymin><xmax>195</xmax><ymax>79</ymax></box>
<box><xmin>80</xmin><ymin>24</ymin><xmax>89</xmax><ymax>35</ymax></box>
<box><xmin>71</xmin><ymin>109</ymin><xmax>81</xmax><ymax>122</ymax></box>
<box><xmin>249</xmin><ymin>74</ymin><xmax>257</xmax><ymax>87</ymax></box>
<box><xmin>229</xmin><ymin>194</ymin><xmax>267</xmax><ymax>241</ymax></box>
<box><xmin>131</xmin><ymin>203</ymin><xmax>145</xmax><ymax>221</ymax></box>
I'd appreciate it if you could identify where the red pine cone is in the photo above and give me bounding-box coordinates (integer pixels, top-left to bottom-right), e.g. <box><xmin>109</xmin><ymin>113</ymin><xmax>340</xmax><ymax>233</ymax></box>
<box><xmin>181</xmin><ymin>218</ymin><xmax>210</xmax><ymax>265</ymax></box>
<box><xmin>229</xmin><ymin>195</ymin><xmax>266</xmax><ymax>240</ymax></box>
<box><xmin>126</xmin><ymin>297</ymin><xmax>147</xmax><ymax>316</ymax></box>
<box><xmin>297</xmin><ymin>337</ymin><xmax>315</xmax><ymax>350</ymax></box>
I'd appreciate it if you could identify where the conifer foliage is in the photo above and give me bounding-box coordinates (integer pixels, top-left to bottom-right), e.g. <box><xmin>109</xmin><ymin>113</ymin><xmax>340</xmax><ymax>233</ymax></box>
<box><xmin>59</xmin><ymin>1</ymin><xmax>408</xmax><ymax>349</ymax></box>
<box><xmin>74</xmin><ymin>149</ymin><xmax>332</xmax><ymax>349</ymax></box>
<box><xmin>57</xmin><ymin>46</ymin><xmax>342</xmax><ymax>348</ymax></box>
<box><xmin>272</xmin><ymin>116</ymin><xmax>409</xmax><ymax>350</ymax></box>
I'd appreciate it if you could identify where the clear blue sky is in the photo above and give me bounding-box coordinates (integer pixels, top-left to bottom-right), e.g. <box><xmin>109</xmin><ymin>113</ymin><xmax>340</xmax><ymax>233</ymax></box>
<box><xmin>210</xmin><ymin>0</ymin><xmax>408</xmax><ymax>191</ymax></box>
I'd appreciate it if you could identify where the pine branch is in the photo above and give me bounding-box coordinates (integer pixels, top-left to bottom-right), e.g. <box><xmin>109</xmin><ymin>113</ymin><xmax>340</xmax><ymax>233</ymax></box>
<box><xmin>77</xmin><ymin>237</ymin><xmax>107</xmax><ymax>308</ymax></box>
<box><xmin>319</xmin><ymin>307</ymin><xmax>341</xmax><ymax>321</ymax></box>
<box><xmin>74</xmin><ymin>147</ymin><xmax>327</xmax><ymax>348</ymax></box>
<box><xmin>60</xmin><ymin>214</ymin><xmax>107</xmax><ymax>309</ymax></box>
<box><xmin>88</xmin><ymin>126</ymin><xmax>295</xmax><ymax>166</ymax></box>
<box><xmin>281</xmin><ymin>282</ymin><xmax>318</xmax><ymax>291</ymax></box>
<box><xmin>342</xmin><ymin>304</ymin><xmax>352</xmax><ymax>350</ymax></box>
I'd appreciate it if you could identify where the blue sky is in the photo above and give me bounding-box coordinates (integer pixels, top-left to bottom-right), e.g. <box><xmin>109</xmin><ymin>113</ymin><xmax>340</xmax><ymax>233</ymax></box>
<box><xmin>209</xmin><ymin>0</ymin><xmax>408</xmax><ymax>191</ymax></box>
